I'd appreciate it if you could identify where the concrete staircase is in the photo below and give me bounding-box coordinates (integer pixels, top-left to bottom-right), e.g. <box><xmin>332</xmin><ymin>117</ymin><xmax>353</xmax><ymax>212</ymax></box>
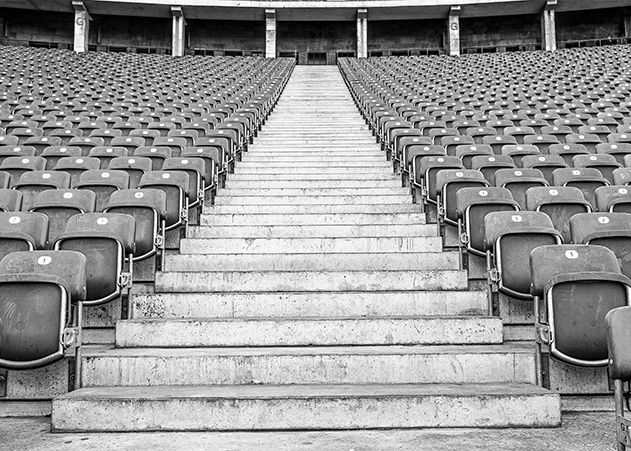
<box><xmin>52</xmin><ymin>66</ymin><xmax>560</xmax><ymax>431</ymax></box>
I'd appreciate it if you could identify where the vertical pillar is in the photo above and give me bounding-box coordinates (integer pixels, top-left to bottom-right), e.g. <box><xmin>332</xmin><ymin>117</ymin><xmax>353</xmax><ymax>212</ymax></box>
<box><xmin>357</xmin><ymin>9</ymin><xmax>368</xmax><ymax>58</ymax></box>
<box><xmin>447</xmin><ymin>6</ymin><xmax>461</xmax><ymax>56</ymax></box>
<box><xmin>171</xmin><ymin>7</ymin><xmax>185</xmax><ymax>57</ymax></box>
<box><xmin>72</xmin><ymin>1</ymin><xmax>90</xmax><ymax>53</ymax></box>
<box><xmin>624</xmin><ymin>11</ymin><xmax>631</xmax><ymax>39</ymax></box>
<box><xmin>265</xmin><ymin>9</ymin><xmax>276</xmax><ymax>58</ymax></box>
<box><xmin>541</xmin><ymin>0</ymin><xmax>557</xmax><ymax>52</ymax></box>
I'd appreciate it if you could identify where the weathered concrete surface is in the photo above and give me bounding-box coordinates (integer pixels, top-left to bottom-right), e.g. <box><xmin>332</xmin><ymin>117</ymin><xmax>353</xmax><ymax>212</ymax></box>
<box><xmin>201</xmin><ymin>212</ymin><xmax>427</xmax><ymax>225</ymax></box>
<box><xmin>51</xmin><ymin>384</ymin><xmax>561</xmax><ymax>432</ymax></box>
<box><xmin>115</xmin><ymin>316</ymin><xmax>502</xmax><ymax>347</ymax></box>
<box><xmin>2</xmin><ymin>412</ymin><xmax>616</xmax><ymax>450</ymax></box>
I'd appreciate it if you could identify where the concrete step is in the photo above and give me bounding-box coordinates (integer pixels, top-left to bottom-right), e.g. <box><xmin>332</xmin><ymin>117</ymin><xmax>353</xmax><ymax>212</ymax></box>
<box><xmin>242</xmin><ymin>154</ymin><xmax>383</xmax><ymax>160</ymax></box>
<box><xmin>214</xmin><ymin>194</ymin><xmax>411</xmax><ymax>206</ymax></box>
<box><xmin>81</xmin><ymin>345</ymin><xmax>534</xmax><ymax>387</ymax></box>
<box><xmin>132</xmin><ymin>290</ymin><xmax>488</xmax><ymax>319</ymax></box>
<box><xmin>233</xmin><ymin>167</ymin><xmax>388</xmax><ymax>175</ymax></box>
<box><xmin>51</xmin><ymin>383</ymin><xmax>561</xmax><ymax>431</ymax></box>
<box><xmin>217</xmin><ymin>187</ymin><xmax>409</xmax><ymax>196</ymax></box>
<box><xmin>228</xmin><ymin>174</ymin><xmax>396</xmax><ymax>182</ymax></box>
<box><xmin>116</xmin><ymin>316</ymin><xmax>501</xmax><ymax>347</ymax></box>
<box><xmin>179</xmin><ymin>236</ymin><xmax>440</xmax><ymax>254</ymax></box>
<box><xmin>205</xmin><ymin>204</ymin><xmax>421</xmax><ymax>214</ymax></box>
<box><xmin>223</xmin><ymin>180</ymin><xmax>403</xmax><ymax>189</ymax></box>
<box><xmin>156</xmin><ymin>268</ymin><xmax>466</xmax><ymax>292</ymax></box>
<box><xmin>186</xmin><ymin>223</ymin><xmax>433</xmax><ymax>238</ymax></box>
<box><xmin>236</xmin><ymin>162</ymin><xmax>390</xmax><ymax>169</ymax></box>
<box><xmin>200</xmin><ymin>212</ymin><xmax>426</xmax><ymax>226</ymax></box>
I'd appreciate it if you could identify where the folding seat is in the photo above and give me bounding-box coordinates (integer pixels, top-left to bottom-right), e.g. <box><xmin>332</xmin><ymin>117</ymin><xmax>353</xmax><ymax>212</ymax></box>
<box><xmin>570</xmin><ymin>212</ymin><xmax>631</xmax><ymax>278</ymax></box>
<box><xmin>152</xmin><ymin>137</ymin><xmax>188</xmax><ymax>155</ymax></box>
<box><xmin>147</xmin><ymin>121</ymin><xmax>176</xmax><ymax>137</ymax></box>
<box><xmin>521</xmin><ymin>118</ymin><xmax>550</xmax><ymax>135</ymax></box>
<box><xmin>553</xmin><ymin>118</ymin><xmax>584</xmax><ymax>134</ymax></box>
<box><xmin>395</xmin><ymin>135</ymin><xmax>431</xmax><ymax>165</ymax></box>
<box><xmin>381</xmin><ymin>119</ymin><xmax>411</xmax><ymax>152</ymax></box>
<box><xmin>531</xmin><ymin>245</ymin><xmax>631</xmax><ymax>385</ymax></box>
<box><xmin>162</xmin><ymin>157</ymin><xmax>206</xmax><ymax>209</ymax></box>
<box><xmin>70</xmin><ymin>168</ymin><xmax>126</xmax><ymax>211</ymax></box>
<box><xmin>54</xmin><ymin>156</ymin><xmax>101</xmax><ymax>187</ymax></box>
<box><xmin>196</xmin><ymin>136</ymin><xmax>231</xmax><ymax>172</ymax></box>
<box><xmin>107</xmin><ymin>156</ymin><xmax>152</xmax><ymax>189</ymax></box>
<box><xmin>53</xmin><ymin>213</ymin><xmax>135</xmax><ymax>309</ymax></box>
<box><xmin>0</xmin><ymin>156</ymin><xmax>46</xmax><ymax>187</ymax></box>
<box><xmin>470</xmin><ymin>155</ymin><xmax>515</xmax><ymax>185</ymax></box>
<box><xmin>5</xmin><ymin>119</ymin><xmax>38</xmax><ymax>135</ymax></box>
<box><xmin>138</xmin><ymin>171</ymin><xmax>189</xmax><ymax>231</ymax></box>
<box><xmin>22</xmin><ymin>136</ymin><xmax>62</xmax><ymax>155</ymax></box>
<box><xmin>504</xmin><ymin>126</ymin><xmax>536</xmax><ymax>144</ymax></box>
<box><xmin>0</xmin><ymin>250</ymin><xmax>86</xmax><ymax>376</ymax></box>
<box><xmin>523</xmin><ymin>134</ymin><xmax>560</xmax><ymax>154</ymax></box>
<box><xmin>481</xmin><ymin>135</ymin><xmax>517</xmax><ymax>155</ymax></box>
<box><xmin>521</xmin><ymin>154</ymin><xmax>568</xmax><ymax>185</ymax></box>
<box><xmin>13</xmin><ymin>171</ymin><xmax>70</xmax><ymax>211</ymax></box>
<box><xmin>133</xmin><ymin>146</ymin><xmax>172</xmax><ymax>171</ymax></box>
<box><xmin>589</xmin><ymin>115</ymin><xmax>620</xmax><ymax>133</ymax></box>
<box><xmin>566</xmin><ymin>133</ymin><xmax>602</xmax><ymax>152</ymax></box>
<box><xmin>41</xmin><ymin>146</ymin><xmax>84</xmax><ymax>170</ymax></box>
<box><xmin>0</xmin><ymin>146</ymin><xmax>36</xmax><ymax>166</ymax></box>
<box><xmin>48</xmin><ymin>128</ymin><xmax>81</xmax><ymax>146</ymax></box>
<box><xmin>493</xmin><ymin>168</ymin><xmax>547</xmax><ymax>210</ymax></box>
<box><xmin>390</xmin><ymin>128</ymin><xmax>422</xmax><ymax>161</ymax></box>
<box><xmin>9</xmin><ymin>127</ymin><xmax>43</xmax><ymax>144</ymax></box>
<box><xmin>0</xmin><ymin>136</ymin><xmax>19</xmax><ymax>147</ymax></box>
<box><xmin>595</xmin><ymin>186</ymin><xmax>631</xmax><ymax>214</ymax></box>
<box><xmin>77</xmin><ymin>120</ymin><xmax>109</xmax><ymax>136</ymax></box>
<box><xmin>129</xmin><ymin>129</ymin><xmax>160</xmax><ymax>147</ymax></box>
<box><xmin>41</xmin><ymin>120</ymin><xmax>73</xmax><ymax>136</ymax></box>
<box><xmin>578</xmin><ymin>125</ymin><xmax>611</xmax><ymax>142</ymax></box>
<box><xmin>0</xmin><ymin>211</ymin><xmax>48</xmax><ymax>262</ymax></box>
<box><xmin>548</xmin><ymin>143</ymin><xmax>590</xmax><ymax>167</ymax></box>
<box><xmin>455</xmin><ymin>145</ymin><xmax>493</xmax><ymax>169</ymax></box>
<box><xmin>215</xmin><ymin>123</ymin><xmax>243</xmax><ymax>152</ymax></box>
<box><xmin>87</xmin><ymin>146</ymin><xmax>129</xmax><ymax>169</ymax></box>
<box><xmin>104</xmin><ymin>189</ymin><xmax>167</xmax><ymax>263</ymax></box>
<box><xmin>541</xmin><ymin>125</ymin><xmax>573</xmax><ymax>143</ymax></box>
<box><xmin>0</xmin><ymin>189</ymin><xmax>22</xmax><ymax>212</ymax></box>
<box><xmin>596</xmin><ymin>143</ymin><xmax>631</xmax><ymax>165</ymax></box>
<box><xmin>552</xmin><ymin>167</ymin><xmax>609</xmax><ymax>206</ymax></box>
<box><xmin>526</xmin><ymin>186</ymin><xmax>592</xmax><ymax>242</ymax></box>
<box><xmin>89</xmin><ymin>128</ymin><xmax>123</xmax><ymax>146</ymax></box>
<box><xmin>412</xmin><ymin>156</ymin><xmax>462</xmax><ymax>206</ymax></box>
<box><xmin>31</xmin><ymin>189</ymin><xmax>96</xmax><ymax>243</ymax></box>
<box><xmin>466</xmin><ymin>126</ymin><xmax>496</xmax><ymax>144</ymax></box>
<box><xmin>573</xmin><ymin>154</ymin><xmax>621</xmax><ymax>184</ymax></box>
<box><xmin>180</xmin><ymin>147</ymin><xmax>218</xmax><ymax>194</ymax></box>
<box><xmin>67</xmin><ymin>136</ymin><xmax>104</xmax><ymax>156</ymax></box>
<box><xmin>110</xmin><ymin>136</ymin><xmax>146</xmax><ymax>154</ymax></box>
<box><xmin>501</xmin><ymin>144</ymin><xmax>540</xmax><ymax>168</ymax></box>
<box><xmin>453</xmin><ymin>119</ymin><xmax>480</xmax><ymax>133</ymax></box>
<box><xmin>427</xmin><ymin>127</ymin><xmax>458</xmax><ymax>145</ymax></box>
<box><xmin>435</xmin><ymin>169</ymin><xmax>488</xmax><ymax>233</ymax></box>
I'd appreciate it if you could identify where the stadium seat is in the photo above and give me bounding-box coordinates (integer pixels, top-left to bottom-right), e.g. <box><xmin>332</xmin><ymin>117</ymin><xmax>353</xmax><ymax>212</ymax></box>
<box><xmin>54</xmin><ymin>156</ymin><xmax>101</xmax><ymax>186</ymax></box>
<box><xmin>88</xmin><ymin>147</ymin><xmax>129</xmax><ymax>169</ymax></box>
<box><xmin>552</xmin><ymin>167</ymin><xmax>609</xmax><ymax>206</ymax></box>
<box><xmin>493</xmin><ymin>168</ymin><xmax>547</xmax><ymax>210</ymax></box>
<box><xmin>0</xmin><ymin>156</ymin><xmax>46</xmax><ymax>187</ymax></box>
<box><xmin>74</xmin><ymin>170</ymin><xmax>130</xmax><ymax>212</ymax></box>
<box><xmin>138</xmin><ymin>171</ymin><xmax>189</xmax><ymax>231</ymax></box>
<box><xmin>13</xmin><ymin>170</ymin><xmax>71</xmax><ymax>211</ymax></box>
<box><xmin>31</xmin><ymin>189</ymin><xmax>96</xmax><ymax>243</ymax></box>
<box><xmin>0</xmin><ymin>211</ymin><xmax>48</xmax><ymax>262</ymax></box>
<box><xmin>0</xmin><ymin>189</ymin><xmax>22</xmax><ymax>212</ymax></box>
<box><xmin>41</xmin><ymin>146</ymin><xmax>83</xmax><ymax>170</ymax></box>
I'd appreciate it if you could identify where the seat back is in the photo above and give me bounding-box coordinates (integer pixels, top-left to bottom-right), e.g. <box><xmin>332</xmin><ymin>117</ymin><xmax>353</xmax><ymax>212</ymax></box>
<box><xmin>0</xmin><ymin>211</ymin><xmax>48</xmax><ymax>261</ymax></box>
<box><xmin>31</xmin><ymin>189</ymin><xmax>96</xmax><ymax>242</ymax></box>
<box><xmin>606</xmin><ymin>306</ymin><xmax>631</xmax><ymax>381</ymax></box>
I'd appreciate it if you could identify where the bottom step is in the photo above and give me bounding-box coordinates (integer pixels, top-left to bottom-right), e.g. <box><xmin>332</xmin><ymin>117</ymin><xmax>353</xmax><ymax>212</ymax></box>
<box><xmin>52</xmin><ymin>384</ymin><xmax>560</xmax><ymax>431</ymax></box>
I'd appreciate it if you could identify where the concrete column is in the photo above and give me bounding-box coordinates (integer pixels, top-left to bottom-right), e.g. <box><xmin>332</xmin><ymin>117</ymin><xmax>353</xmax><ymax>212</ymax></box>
<box><xmin>447</xmin><ymin>6</ymin><xmax>461</xmax><ymax>56</ymax></box>
<box><xmin>357</xmin><ymin>9</ymin><xmax>368</xmax><ymax>58</ymax></box>
<box><xmin>171</xmin><ymin>7</ymin><xmax>185</xmax><ymax>57</ymax></box>
<box><xmin>265</xmin><ymin>9</ymin><xmax>276</xmax><ymax>59</ymax></box>
<box><xmin>72</xmin><ymin>1</ymin><xmax>90</xmax><ymax>53</ymax></box>
<box><xmin>624</xmin><ymin>13</ymin><xmax>631</xmax><ymax>39</ymax></box>
<box><xmin>541</xmin><ymin>0</ymin><xmax>557</xmax><ymax>52</ymax></box>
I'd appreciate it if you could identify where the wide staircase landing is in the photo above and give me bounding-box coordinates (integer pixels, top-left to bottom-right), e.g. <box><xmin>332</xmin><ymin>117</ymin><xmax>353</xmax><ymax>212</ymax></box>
<box><xmin>52</xmin><ymin>66</ymin><xmax>560</xmax><ymax>431</ymax></box>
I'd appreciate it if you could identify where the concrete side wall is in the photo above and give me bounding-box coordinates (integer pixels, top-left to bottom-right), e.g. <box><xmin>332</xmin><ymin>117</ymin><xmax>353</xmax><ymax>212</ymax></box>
<box><xmin>90</xmin><ymin>15</ymin><xmax>171</xmax><ymax>49</ymax></box>
<box><xmin>556</xmin><ymin>8</ymin><xmax>626</xmax><ymax>43</ymax></box>
<box><xmin>277</xmin><ymin>21</ymin><xmax>355</xmax><ymax>63</ymax></box>
<box><xmin>368</xmin><ymin>19</ymin><xmax>444</xmax><ymax>52</ymax></box>
<box><xmin>188</xmin><ymin>19</ymin><xmax>265</xmax><ymax>53</ymax></box>
<box><xmin>0</xmin><ymin>8</ymin><xmax>73</xmax><ymax>46</ymax></box>
<box><xmin>460</xmin><ymin>13</ymin><xmax>540</xmax><ymax>49</ymax></box>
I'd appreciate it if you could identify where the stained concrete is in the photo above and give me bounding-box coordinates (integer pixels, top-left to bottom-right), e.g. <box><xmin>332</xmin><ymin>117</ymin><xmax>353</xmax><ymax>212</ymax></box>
<box><xmin>0</xmin><ymin>412</ymin><xmax>617</xmax><ymax>450</ymax></box>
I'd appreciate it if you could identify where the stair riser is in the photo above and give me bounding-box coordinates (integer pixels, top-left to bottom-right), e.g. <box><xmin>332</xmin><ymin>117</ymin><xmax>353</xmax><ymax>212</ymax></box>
<box><xmin>217</xmin><ymin>188</ymin><xmax>409</xmax><ymax>196</ymax></box>
<box><xmin>206</xmin><ymin>205</ymin><xmax>422</xmax><ymax>214</ymax></box>
<box><xmin>227</xmin><ymin>174</ymin><xmax>398</xmax><ymax>181</ymax></box>
<box><xmin>223</xmin><ymin>181</ymin><xmax>403</xmax><ymax>189</ymax></box>
<box><xmin>132</xmin><ymin>291</ymin><xmax>488</xmax><ymax>319</ymax></box>
<box><xmin>51</xmin><ymin>394</ymin><xmax>561</xmax><ymax>431</ymax></box>
<box><xmin>155</xmin><ymin>270</ymin><xmax>467</xmax><ymax>292</ymax></box>
<box><xmin>178</xmin><ymin>236</ymin><xmax>441</xmax><ymax>254</ymax></box>
<box><xmin>234</xmin><ymin>168</ymin><xmax>389</xmax><ymax>174</ymax></box>
<box><xmin>186</xmin><ymin>224</ymin><xmax>435</xmax><ymax>238</ymax></box>
<box><xmin>82</xmin><ymin>352</ymin><xmax>534</xmax><ymax>387</ymax></box>
<box><xmin>213</xmin><ymin>195</ymin><xmax>411</xmax><ymax>205</ymax></box>
<box><xmin>200</xmin><ymin>213</ymin><xmax>426</xmax><ymax>226</ymax></box>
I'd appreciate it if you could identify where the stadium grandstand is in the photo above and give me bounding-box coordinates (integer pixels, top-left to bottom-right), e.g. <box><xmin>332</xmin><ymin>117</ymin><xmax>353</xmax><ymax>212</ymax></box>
<box><xmin>2</xmin><ymin>0</ymin><xmax>631</xmax><ymax>449</ymax></box>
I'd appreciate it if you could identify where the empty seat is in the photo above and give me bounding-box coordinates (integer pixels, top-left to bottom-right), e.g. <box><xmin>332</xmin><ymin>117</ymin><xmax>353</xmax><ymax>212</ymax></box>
<box><xmin>31</xmin><ymin>189</ymin><xmax>96</xmax><ymax>243</ymax></box>
<box><xmin>134</xmin><ymin>146</ymin><xmax>173</xmax><ymax>171</ymax></box>
<box><xmin>54</xmin><ymin>156</ymin><xmax>101</xmax><ymax>187</ymax></box>
<box><xmin>573</xmin><ymin>154</ymin><xmax>622</xmax><ymax>184</ymax></box>
<box><xmin>455</xmin><ymin>145</ymin><xmax>494</xmax><ymax>169</ymax></box>
<box><xmin>0</xmin><ymin>156</ymin><xmax>46</xmax><ymax>187</ymax></box>
<box><xmin>494</xmin><ymin>168</ymin><xmax>547</xmax><ymax>210</ymax></box>
<box><xmin>0</xmin><ymin>211</ymin><xmax>48</xmax><ymax>262</ymax></box>
<box><xmin>471</xmin><ymin>155</ymin><xmax>515</xmax><ymax>185</ymax></box>
<box><xmin>412</xmin><ymin>156</ymin><xmax>463</xmax><ymax>206</ymax></box>
<box><xmin>501</xmin><ymin>144</ymin><xmax>540</xmax><ymax>168</ymax></box>
<box><xmin>0</xmin><ymin>189</ymin><xmax>22</xmax><ymax>212</ymax></box>
<box><xmin>552</xmin><ymin>167</ymin><xmax>609</xmax><ymax>206</ymax></box>
<box><xmin>0</xmin><ymin>250</ymin><xmax>86</xmax><ymax>372</ymax></box>
<box><xmin>435</xmin><ymin>169</ymin><xmax>488</xmax><ymax>228</ymax></box>
<box><xmin>74</xmin><ymin>170</ymin><xmax>130</xmax><ymax>212</ymax></box>
<box><xmin>108</xmin><ymin>156</ymin><xmax>153</xmax><ymax>189</ymax></box>
<box><xmin>138</xmin><ymin>171</ymin><xmax>189</xmax><ymax>231</ymax></box>
<box><xmin>597</xmin><ymin>142</ymin><xmax>631</xmax><ymax>165</ymax></box>
<box><xmin>522</xmin><ymin>154</ymin><xmax>568</xmax><ymax>185</ymax></box>
<box><xmin>549</xmin><ymin>143</ymin><xmax>590</xmax><ymax>166</ymax></box>
<box><xmin>41</xmin><ymin>146</ymin><xmax>83</xmax><ymax>170</ymax></box>
<box><xmin>13</xmin><ymin>170</ymin><xmax>71</xmax><ymax>211</ymax></box>
<box><xmin>595</xmin><ymin>186</ymin><xmax>631</xmax><ymax>213</ymax></box>
<box><xmin>88</xmin><ymin>147</ymin><xmax>129</xmax><ymax>169</ymax></box>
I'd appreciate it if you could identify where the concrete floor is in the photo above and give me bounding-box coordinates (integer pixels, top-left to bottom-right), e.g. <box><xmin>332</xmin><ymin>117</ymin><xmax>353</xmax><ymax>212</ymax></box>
<box><xmin>0</xmin><ymin>412</ymin><xmax>618</xmax><ymax>450</ymax></box>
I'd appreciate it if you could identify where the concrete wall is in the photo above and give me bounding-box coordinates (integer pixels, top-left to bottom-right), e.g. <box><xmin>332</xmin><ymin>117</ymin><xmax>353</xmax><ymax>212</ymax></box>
<box><xmin>368</xmin><ymin>19</ymin><xmax>444</xmax><ymax>54</ymax></box>
<box><xmin>188</xmin><ymin>19</ymin><xmax>265</xmax><ymax>54</ymax></box>
<box><xmin>277</xmin><ymin>21</ymin><xmax>355</xmax><ymax>64</ymax></box>
<box><xmin>556</xmin><ymin>8</ymin><xmax>626</xmax><ymax>43</ymax></box>
<box><xmin>0</xmin><ymin>8</ymin><xmax>73</xmax><ymax>46</ymax></box>
<box><xmin>89</xmin><ymin>15</ymin><xmax>171</xmax><ymax>50</ymax></box>
<box><xmin>460</xmin><ymin>13</ymin><xmax>540</xmax><ymax>50</ymax></box>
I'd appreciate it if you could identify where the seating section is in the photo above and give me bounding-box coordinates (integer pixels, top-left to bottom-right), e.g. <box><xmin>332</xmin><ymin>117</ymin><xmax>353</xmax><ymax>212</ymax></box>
<box><xmin>0</xmin><ymin>45</ymin><xmax>294</xmax><ymax>378</ymax></box>
<box><xmin>339</xmin><ymin>45</ymin><xmax>631</xmax><ymax>387</ymax></box>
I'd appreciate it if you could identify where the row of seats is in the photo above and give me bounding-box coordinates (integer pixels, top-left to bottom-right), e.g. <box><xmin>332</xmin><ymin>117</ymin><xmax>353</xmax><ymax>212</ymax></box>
<box><xmin>0</xmin><ymin>47</ymin><xmax>295</xmax><ymax>383</ymax></box>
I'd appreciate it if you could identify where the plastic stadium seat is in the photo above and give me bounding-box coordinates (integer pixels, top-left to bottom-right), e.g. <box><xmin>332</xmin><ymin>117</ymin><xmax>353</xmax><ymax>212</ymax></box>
<box><xmin>440</xmin><ymin>135</ymin><xmax>474</xmax><ymax>156</ymax></box>
<box><xmin>89</xmin><ymin>129</ymin><xmax>124</xmax><ymax>146</ymax></box>
<box><xmin>0</xmin><ymin>136</ymin><xmax>19</xmax><ymax>147</ymax></box>
<box><xmin>484</xmin><ymin>210</ymin><xmax>562</xmax><ymax>300</ymax></box>
<box><xmin>104</xmin><ymin>189</ymin><xmax>167</xmax><ymax>263</ymax></box>
<box><xmin>523</xmin><ymin>134</ymin><xmax>560</xmax><ymax>153</ymax></box>
<box><xmin>482</xmin><ymin>135</ymin><xmax>517</xmax><ymax>155</ymax></box>
<box><xmin>54</xmin><ymin>156</ymin><xmax>101</xmax><ymax>187</ymax></box>
<box><xmin>153</xmin><ymin>137</ymin><xmax>188</xmax><ymax>155</ymax></box>
<box><xmin>0</xmin><ymin>156</ymin><xmax>46</xmax><ymax>187</ymax></box>
<box><xmin>0</xmin><ymin>211</ymin><xmax>48</xmax><ymax>262</ymax></box>
<box><xmin>0</xmin><ymin>146</ymin><xmax>36</xmax><ymax>166</ymax></box>
<box><xmin>0</xmin><ymin>250</ymin><xmax>86</xmax><ymax>372</ymax></box>
<box><xmin>566</xmin><ymin>133</ymin><xmax>602</xmax><ymax>152</ymax></box>
<box><xmin>23</xmin><ymin>136</ymin><xmax>62</xmax><ymax>155</ymax></box>
<box><xmin>0</xmin><ymin>189</ymin><xmax>22</xmax><ymax>212</ymax></box>
<box><xmin>501</xmin><ymin>144</ymin><xmax>540</xmax><ymax>168</ymax></box>
<box><xmin>110</xmin><ymin>136</ymin><xmax>146</xmax><ymax>154</ymax></box>
<box><xmin>552</xmin><ymin>167</ymin><xmax>609</xmax><ymax>206</ymax></box>
<box><xmin>455</xmin><ymin>145</ymin><xmax>493</xmax><ymax>169</ymax></box>
<box><xmin>605</xmin><ymin>306</ymin><xmax>631</xmax><ymax>450</ymax></box>
<box><xmin>53</xmin><ymin>213</ymin><xmax>135</xmax><ymax>307</ymax></box>
<box><xmin>412</xmin><ymin>155</ymin><xmax>462</xmax><ymax>206</ymax></box>
<box><xmin>505</xmin><ymin>126</ymin><xmax>536</xmax><ymax>144</ymax></box>
<box><xmin>0</xmin><ymin>171</ymin><xmax>10</xmax><ymax>190</ymax></box>
<box><xmin>470</xmin><ymin>155</ymin><xmax>515</xmax><ymax>185</ymax></box>
<box><xmin>435</xmin><ymin>169</ymin><xmax>488</xmax><ymax>229</ymax></box>
<box><xmin>596</xmin><ymin>143</ymin><xmax>631</xmax><ymax>165</ymax></box>
<box><xmin>573</xmin><ymin>154</ymin><xmax>621</xmax><ymax>184</ymax></box>
<box><xmin>31</xmin><ymin>189</ymin><xmax>96</xmax><ymax>243</ymax></box>
<box><xmin>74</xmin><ymin>170</ymin><xmax>130</xmax><ymax>212</ymax></box>
<box><xmin>180</xmin><ymin>147</ymin><xmax>218</xmax><ymax>194</ymax></box>
<box><xmin>134</xmin><ymin>146</ymin><xmax>173</xmax><ymax>171</ymax></box>
<box><xmin>595</xmin><ymin>186</ymin><xmax>631</xmax><ymax>213</ymax></box>
<box><xmin>67</xmin><ymin>137</ymin><xmax>104</xmax><ymax>155</ymax></box>
<box><xmin>570</xmin><ymin>212</ymin><xmax>631</xmax><ymax>278</ymax></box>
<box><xmin>41</xmin><ymin>146</ymin><xmax>83</xmax><ymax>170</ymax></box>
<box><xmin>162</xmin><ymin>157</ymin><xmax>206</xmax><ymax>208</ymax></box>
<box><xmin>88</xmin><ymin>146</ymin><xmax>129</xmax><ymax>169</ymax></box>
<box><xmin>494</xmin><ymin>168</ymin><xmax>547</xmax><ymax>210</ymax></box>
<box><xmin>531</xmin><ymin>245</ymin><xmax>631</xmax><ymax>379</ymax></box>
<box><xmin>13</xmin><ymin>171</ymin><xmax>71</xmax><ymax>211</ymax></box>
<box><xmin>108</xmin><ymin>156</ymin><xmax>153</xmax><ymax>189</ymax></box>
<box><xmin>549</xmin><ymin>143</ymin><xmax>590</xmax><ymax>166</ymax></box>
<box><xmin>138</xmin><ymin>171</ymin><xmax>189</xmax><ymax>231</ymax></box>
<box><xmin>526</xmin><ymin>186</ymin><xmax>592</xmax><ymax>242</ymax></box>
<box><xmin>521</xmin><ymin>155</ymin><xmax>568</xmax><ymax>185</ymax></box>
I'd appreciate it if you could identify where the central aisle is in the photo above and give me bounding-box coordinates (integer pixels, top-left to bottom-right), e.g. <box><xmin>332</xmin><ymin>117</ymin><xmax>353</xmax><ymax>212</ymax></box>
<box><xmin>52</xmin><ymin>65</ymin><xmax>560</xmax><ymax>432</ymax></box>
